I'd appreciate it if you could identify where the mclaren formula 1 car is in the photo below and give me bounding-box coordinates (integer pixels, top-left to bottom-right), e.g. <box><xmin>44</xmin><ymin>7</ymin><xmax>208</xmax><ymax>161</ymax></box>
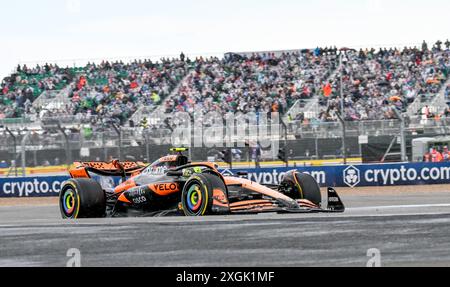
<box><xmin>59</xmin><ymin>148</ymin><xmax>344</xmax><ymax>218</ymax></box>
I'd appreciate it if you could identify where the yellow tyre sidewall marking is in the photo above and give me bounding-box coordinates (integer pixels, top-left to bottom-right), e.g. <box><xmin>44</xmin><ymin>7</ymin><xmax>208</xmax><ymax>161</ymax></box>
<box><xmin>293</xmin><ymin>173</ymin><xmax>304</xmax><ymax>199</ymax></box>
<box><xmin>65</xmin><ymin>181</ymin><xmax>81</xmax><ymax>219</ymax></box>
<box><xmin>188</xmin><ymin>176</ymin><xmax>209</xmax><ymax>216</ymax></box>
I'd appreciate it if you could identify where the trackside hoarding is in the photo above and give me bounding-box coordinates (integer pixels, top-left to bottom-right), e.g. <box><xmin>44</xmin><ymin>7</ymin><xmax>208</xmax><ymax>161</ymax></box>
<box><xmin>0</xmin><ymin>176</ymin><xmax>68</xmax><ymax>198</ymax></box>
<box><xmin>225</xmin><ymin>162</ymin><xmax>450</xmax><ymax>188</ymax></box>
<box><xmin>1</xmin><ymin>162</ymin><xmax>450</xmax><ymax>197</ymax></box>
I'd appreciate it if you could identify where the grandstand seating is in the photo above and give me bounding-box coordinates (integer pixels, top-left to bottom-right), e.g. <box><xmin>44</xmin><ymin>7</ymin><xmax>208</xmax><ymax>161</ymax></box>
<box><xmin>161</xmin><ymin>51</ymin><xmax>338</xmax><ymax>117</ymax></box>
<box><xmin>1</xmin><ymin>43</ymin><xmax>449</xmax><ymax>126</ymax></box>
<box><xmin>0</xmin><ymin>64</ymin><xmax>71</xmax><ymax>118</ymax></box>
<box><xmin>67</xmin><ymin>59</ymin><xmax>189</xmax><ymax>124</ymax></box>
<box><xmin>318</xmin><ymin>48</ymin><xmax>449</xmax><ymax>121</ymax></box>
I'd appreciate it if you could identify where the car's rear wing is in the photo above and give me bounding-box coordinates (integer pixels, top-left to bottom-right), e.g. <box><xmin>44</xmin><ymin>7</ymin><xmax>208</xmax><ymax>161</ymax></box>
<box><xmin>70</xmin><ymin>161</ymin><xmax>147</xmax><ymax>178</ymax></box>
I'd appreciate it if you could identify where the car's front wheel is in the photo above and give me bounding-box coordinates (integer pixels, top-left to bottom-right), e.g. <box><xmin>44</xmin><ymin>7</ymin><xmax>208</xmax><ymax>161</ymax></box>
<box><xmin>279</xmin><ymin>171</ymin><xmax>322</xmax><ymax>205</ymax></box>
<box><xmin>181</xmin><ymin>173</ymin><xmax>224</xmax><ymax>216</ymax></box>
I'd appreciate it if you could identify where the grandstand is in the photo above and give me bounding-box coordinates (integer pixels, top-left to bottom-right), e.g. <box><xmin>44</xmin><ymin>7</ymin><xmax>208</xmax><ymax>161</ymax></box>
<box><xmin>1</xmin><ymin>42</ymin><xmax>449</xmax><ymax>128</ymax></box>
<box><xmin>1</xmin><ymin>41</ymin><xmax>450</xmax><ymax>172</ymax></box>
<box><xmin>1</xmin><ymin>59</ymin><xmax>189</xmax><ymax>125</ymax></box>
<box><xmin>319</xmin><ymin>47</ymin><xmax>450</xmax><ymax>122</ymax></box>
<box><xmin>0</xmin><ymin>42</ymin><xmax>450</xmax><ymax>125</ymax></box>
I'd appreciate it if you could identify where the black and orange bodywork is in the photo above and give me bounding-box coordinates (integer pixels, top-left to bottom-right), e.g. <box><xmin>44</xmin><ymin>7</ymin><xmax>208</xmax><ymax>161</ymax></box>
<box><xmin>67</xmin><ymin>152</ymin><xmax>344</xmax><ymax>217</ymax></box>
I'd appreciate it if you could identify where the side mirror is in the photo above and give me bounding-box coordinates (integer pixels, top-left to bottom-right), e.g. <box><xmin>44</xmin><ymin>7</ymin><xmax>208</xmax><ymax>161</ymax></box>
<box><xmin>236</xmin><ymin>171</ymin><xmax>248</xmax><ymax>177</ymax></box>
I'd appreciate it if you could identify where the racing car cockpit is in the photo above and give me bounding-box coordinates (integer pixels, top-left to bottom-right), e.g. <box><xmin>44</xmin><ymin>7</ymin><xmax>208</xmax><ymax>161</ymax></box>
<box><xmin>146</xmin><ymin>148</ymin><xmax>190</xmax><ymax>171</ymax></box>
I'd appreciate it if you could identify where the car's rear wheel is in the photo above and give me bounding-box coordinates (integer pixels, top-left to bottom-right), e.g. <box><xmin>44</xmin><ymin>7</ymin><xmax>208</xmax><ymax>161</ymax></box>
<box><xmin>60</xmin><ymin>179</ymin><xmax>106</xmax><ymax>219</ymax></box>
<box><xmin>181</xmin><ymin>173</ymin><xmax>222</xmax><ymax>216</ymax></box>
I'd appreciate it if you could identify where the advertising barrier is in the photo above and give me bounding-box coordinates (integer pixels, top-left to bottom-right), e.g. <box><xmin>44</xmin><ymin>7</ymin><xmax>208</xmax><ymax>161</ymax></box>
<box><xmin>0</xmin><ymin>176</ymin><xmax>69</xmax><ymax>198</ymax></box>
<box><xmin>226</xmin><ymin>162</ymin><xmax>450</xmax><ymax>187</ymax></box>
<box><xmin>2</xmin><ymin>162</ymin><xmax>450</xmax><ymax>197</ymax></box>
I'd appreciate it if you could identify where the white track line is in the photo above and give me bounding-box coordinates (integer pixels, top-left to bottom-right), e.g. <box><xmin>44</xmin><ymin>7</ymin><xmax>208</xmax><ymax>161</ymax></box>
<box><xmin>347</xmin><ymin>203</ymin><xmax>450</xmax><ymax>211</ymax></box>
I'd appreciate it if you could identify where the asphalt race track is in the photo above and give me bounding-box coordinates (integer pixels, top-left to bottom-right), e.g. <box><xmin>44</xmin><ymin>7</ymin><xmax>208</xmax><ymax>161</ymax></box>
<box><xmin>1</xmin><ymin>186</ymin><xmax>450</xmax><ymax>267</ymax></box>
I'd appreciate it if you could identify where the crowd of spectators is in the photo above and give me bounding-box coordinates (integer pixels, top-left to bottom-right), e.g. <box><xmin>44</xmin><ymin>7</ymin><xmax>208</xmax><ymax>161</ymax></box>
<box><xmin>1</xmin><ymin>41</ymin><xmax>449</xmax><ymax>127</ymax></box>
<box><xmin>162</xmin><ymin>50</ymin><xmax>338</xmax><ymax>119</ymax></box>
<box><xmin>0</xmin><ymin>64</ymin><xmax>72</xmax><ymax>119</ymax></box>
<box><xmin>1</xmin><ymin>59</ymin><xmax>189</xmax><ymax>125</ymax></box>
<box><xmin>317</xmin><ymin>41</ymin><xmax>450</xmax><ymax>122</ymax></box>
<box><xmin>67</xmin><ymin>58</ymin><xmax>188</xmax><ymax>125</ymax></box>
<box><xmin>423</xmin><ymin>146</ymin><xmax>450</xmax><ymax>162</ymax></box>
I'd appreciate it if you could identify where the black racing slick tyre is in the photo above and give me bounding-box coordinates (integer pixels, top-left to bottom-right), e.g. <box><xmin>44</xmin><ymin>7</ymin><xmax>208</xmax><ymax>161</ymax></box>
<box><xmin>59</xmin><ymin>179</ymin><xmax>106</xmax><ymax>219</ymax></box>
<box><xmin>295</xmin><ymin>172</ymin><xmax>322</xmax><ymax>205</ymax></box>
<box><xmin>181</xmin><ymin>173</ymin><xmax>224</xmax><ymax>216</ymax></box>
<box><xmin>280</xmin><ymin>171</ymin><xmax>322</xmax><ymax>205</ymax></box>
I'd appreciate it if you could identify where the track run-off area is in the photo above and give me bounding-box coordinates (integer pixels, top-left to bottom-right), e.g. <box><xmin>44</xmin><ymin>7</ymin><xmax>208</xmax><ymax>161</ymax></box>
<box><xmin>1</xmin><ymin>185</ymin><xmax>450</xmax><ymax>267</ymax></box>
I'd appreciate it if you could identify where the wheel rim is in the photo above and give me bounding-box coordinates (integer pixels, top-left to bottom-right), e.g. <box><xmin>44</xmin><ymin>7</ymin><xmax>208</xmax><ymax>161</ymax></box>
<box><xmin>186</xmin><ymin>183</ymin><xmax>203</xmax><ymax>213</ymax></box>
<box><xmin>62</xmin><ymin>188</ymin><xmax>76</xmax><ymax>217</ymax></box>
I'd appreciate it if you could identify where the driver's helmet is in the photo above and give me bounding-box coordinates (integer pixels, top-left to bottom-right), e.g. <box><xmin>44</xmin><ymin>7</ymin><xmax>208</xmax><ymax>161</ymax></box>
<box><xmin>158</xmin><ymin>155</ymin><xmax>189</xmax><ymax>169</ymax></box>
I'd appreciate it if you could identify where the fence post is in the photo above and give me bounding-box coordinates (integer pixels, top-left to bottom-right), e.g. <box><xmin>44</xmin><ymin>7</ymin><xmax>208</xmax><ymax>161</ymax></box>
<box><xmin>112</xmin><ymin>123</ymin><xmax>122</xmax><ymax>161</ymax></box>
<box><xmin>338</xmin><ymin>52</ymin><xmax>347</xmax><ymax>165</ymax></box>
<box><xmin>336</xmin><ymin>113</ymin><xmax>347</xmax><ymax>165</ymax></box>
<box><xmin>57</xmin><ymin>124</ymin><xmax>72</xmax><ymax>166</ymax></box>
<box><xmin>280</xmin><ymin>119</ymin><xmax>288</xmax><ymax>168</ymax></box>
<box><xmin>21</xmin><ymin>131</ymin><xmax>31</xmax><ymax>176</ymax></box>
<box><xmin>144</xmin><ymin>132</ymin><xmax>150</xmax><ymax>163</ymax></box>
<box><xmin>101</xmin><ymin>131</ymin><xmax>108</xmax><ymax>161</ymax></box>
<box><xmin>5</xmin><ymin>127</ymin><xmax>18</xmax><ymax>176</ymax></box>
<box><xmin>315</xmin><ymin>137</ymin><xmax>319</xmax><ymax>159</ymax></box>
<box><xmin>392</xmin><ymin>108</ymin><xmax>407</xmax><ymax>162</ymax></box>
